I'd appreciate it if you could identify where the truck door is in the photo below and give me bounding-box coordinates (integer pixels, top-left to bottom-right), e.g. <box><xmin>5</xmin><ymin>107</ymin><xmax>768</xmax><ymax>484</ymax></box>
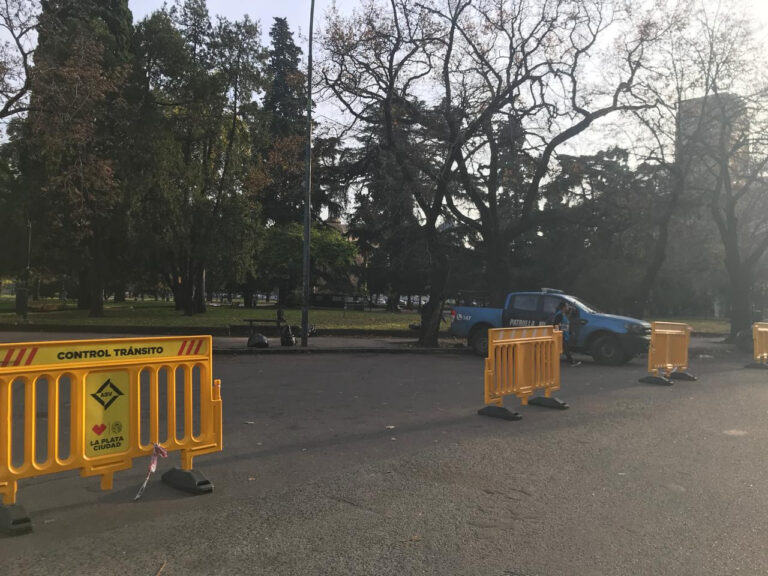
<box><xmin>503</xmin><ymin>294</ymin><xmax>541</xmax><ymax>327</ymax></box>
<box><xmin>541</xmin><ymin>295</ymin><xmax>565</xmax><ymax>325</ymax></box>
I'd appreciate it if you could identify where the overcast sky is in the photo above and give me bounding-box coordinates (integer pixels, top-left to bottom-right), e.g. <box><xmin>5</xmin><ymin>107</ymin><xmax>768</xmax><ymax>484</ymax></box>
<box><xmin>127</xmin><ymin>0</ymin><xmax>768</xmax><ymax>53</ymax></box>
<box><xmin>128</xmin><ymin>0</ymin><xmax>354</xmax><ymax>45</ymax></box>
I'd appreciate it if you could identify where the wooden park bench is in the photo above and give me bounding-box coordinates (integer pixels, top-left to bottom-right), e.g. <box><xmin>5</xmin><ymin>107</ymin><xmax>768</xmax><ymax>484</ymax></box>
<box><xmin>243</xmin><ymin>308</ymin><xmax>286</xmax><ymax>337</ymax></box>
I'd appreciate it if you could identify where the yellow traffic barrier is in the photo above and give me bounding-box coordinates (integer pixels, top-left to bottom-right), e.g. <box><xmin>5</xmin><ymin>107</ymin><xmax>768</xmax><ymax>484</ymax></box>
<box><xmin>747</xmin><ymin>322</ymin><xmax>768</xmax><ymax>369</ymax></box>
<box><xmin>479</xmin><ymin>326</ymin><xmax>568</xmax><ymax>420</ymax></box>
<box><xmin>639</xmin><ymin>322</ymin><xmax>696</xmax><ymax>385</ymax></box>
<box><xmin>0</xmin><ymin>336</ymin><xmax>222</xmax><ymax>534</ymax></box>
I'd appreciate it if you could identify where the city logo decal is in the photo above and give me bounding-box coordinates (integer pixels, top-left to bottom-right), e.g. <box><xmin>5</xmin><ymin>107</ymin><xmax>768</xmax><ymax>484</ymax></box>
<box><xmin>90</xmin><ymin>378</ymin><xmax>125</xmax><ymax>410</ymax></box>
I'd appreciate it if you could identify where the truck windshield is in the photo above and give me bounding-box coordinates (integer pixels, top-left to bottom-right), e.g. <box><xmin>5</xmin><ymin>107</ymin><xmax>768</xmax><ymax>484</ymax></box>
<box><xmin>569</xmin><ymin>296</ymin><xmax>600</xmax><ymax>314</ymax></box>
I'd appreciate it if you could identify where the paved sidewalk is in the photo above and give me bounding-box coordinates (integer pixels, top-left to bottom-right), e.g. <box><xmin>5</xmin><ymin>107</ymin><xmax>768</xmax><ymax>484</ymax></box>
<box><xmin>0</xmin><ymin>330</ymin><xmax>459</xmax><ymax>353</ymax></box>
<box><xmin>0</xmin><ymin>330</ymin><xmax>744</xmax><ymax>357</ymax></box>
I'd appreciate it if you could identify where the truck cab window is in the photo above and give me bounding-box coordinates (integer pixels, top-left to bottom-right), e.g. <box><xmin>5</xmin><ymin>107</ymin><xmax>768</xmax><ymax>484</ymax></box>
<box><xmin>505</xmin><ymin>294</ymin><xmax>541</xmax><ymax>326</ymax></box>
<box><xmin>542</xmin><ymin>296</ymin><xmax>564</xmax><ymax>322</ymax></box>
<box><xmin>512</xmin><ymin>294</ymin><xmax>538</xmax><ymax>312</ymax></box>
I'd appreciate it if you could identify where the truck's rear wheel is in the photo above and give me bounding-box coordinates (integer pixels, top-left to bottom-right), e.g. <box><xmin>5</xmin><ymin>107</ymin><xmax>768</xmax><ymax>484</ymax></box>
<box><xmin>469</xmin><ymin>325</ymin><xmax>491</xmax><ymax>356</ymax></box>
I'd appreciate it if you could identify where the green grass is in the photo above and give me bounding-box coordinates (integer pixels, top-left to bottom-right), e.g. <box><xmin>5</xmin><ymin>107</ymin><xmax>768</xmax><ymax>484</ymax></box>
<box><xmin>0</xmin><ymin>297</ymin><xmax>420</xmax><ymax>331</ymax></box>
<box><xmin>0</xmin><ymin>296</ymin><xmax>732</xmax><ymax>334</ymax></box>
<box><xmin>649</xmin><ymin>317</ymin><xmax>731</xmax><ymax>335</ymax></box>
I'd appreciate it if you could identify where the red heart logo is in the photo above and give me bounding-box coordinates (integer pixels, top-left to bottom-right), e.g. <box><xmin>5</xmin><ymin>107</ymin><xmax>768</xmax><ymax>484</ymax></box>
<box><xmin>92</xmin><ymin>423</ymin><xmax>107</xmax><ymax>436</ymax></box>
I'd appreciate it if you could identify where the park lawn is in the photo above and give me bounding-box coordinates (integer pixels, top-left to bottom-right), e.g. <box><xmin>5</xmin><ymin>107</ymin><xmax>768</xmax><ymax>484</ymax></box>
<box><xmin>0</xmin><ymin>297</ymin><xmax>420</xmax><ymax>331</ymax></box>
<box><xmin>0</xmin><ymin>296</ymin><xmax>732</xmax><ymax>334</ymax></box>
<box><xmin>649</xmin><ymin>317</ymin><xmax>731</xmax><ymax>335</ymax></box>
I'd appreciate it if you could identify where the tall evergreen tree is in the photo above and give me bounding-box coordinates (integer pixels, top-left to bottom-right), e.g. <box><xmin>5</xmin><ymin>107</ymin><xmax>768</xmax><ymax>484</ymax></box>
<box><xmin>22</xmin><ymin>0</ymin><xmax>134</xmax><ymax>316</ymax></box>
<box><xmin>132</xmin><ymin>1</ymin><xmax>264</xmax><ymax>315</ymax></box>
<box><xmin>255</xmin><ymin>17</ymin><xmax>307</xmax><ymax>225</ymax></box>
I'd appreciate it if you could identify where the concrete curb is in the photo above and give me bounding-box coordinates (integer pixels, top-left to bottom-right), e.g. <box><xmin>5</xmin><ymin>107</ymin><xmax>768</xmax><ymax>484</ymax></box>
<box><xmin>211</xmin><ymin>343</ymin><xmax>745</xmax><ymax>358</ymax></box>
<box><xmin>213</xmin><ymin>345</ymin><xmax>472</xmax><ymax>355</ymax></box>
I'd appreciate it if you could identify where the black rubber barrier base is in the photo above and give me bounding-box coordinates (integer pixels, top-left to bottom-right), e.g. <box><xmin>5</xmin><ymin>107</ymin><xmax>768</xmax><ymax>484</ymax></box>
<box><xmin>477</xmin><ymin>406</ymin><xmax>522</xmax><ymax>420</ymax></box>
<box><xmin>0</xmin><ymin>504</ymin><xmax>32</xmax><ymax>536</ymax></box>
<box><xmin>639</xmin><ymin>375</ymin><xmax>674</xmax><ymax>386</ymax></box>
<box><xmin>528</xmin><ymin>396</ymin><xmax>569</xmax><ymax>409</ymax></box>
<box><xmin>746</xmin><ymin>362</ymin><xmax>768</xmax><ymax>370</ymax></box>
<box><xmin>670</xmin><ymin>371</ymin><xmax>697</xmax><ymax>381</ymax></box>
<box><xmin>162</xmin><ymin>467</ymin><xmax>214</xmax><ymax>495</ymax></box>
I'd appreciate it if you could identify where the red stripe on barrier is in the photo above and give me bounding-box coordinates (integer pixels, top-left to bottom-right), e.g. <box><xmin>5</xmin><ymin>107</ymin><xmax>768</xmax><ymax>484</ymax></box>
<box><xmin>13</xmin><ymin>348</ymin><xmax>27</xmax><ymax>367</ymax></box>
<box><xmin>1</xmin><ymin>349</ymin><xmax>13</xmax><ymax>367</ymax></box>
<box><xmin>192</xmin><ymin>340</ymin><xmax>203</xmax><ymax>355</ymax></box>
<box><xmin>25</xmin><ymin>348</ymin><xmax>38</xmax><ymax>366</ymax></box>
<box><xmin>178</xmin><ymin>340</ymin><xmax>188</xmax><ymax>355</ymax></box>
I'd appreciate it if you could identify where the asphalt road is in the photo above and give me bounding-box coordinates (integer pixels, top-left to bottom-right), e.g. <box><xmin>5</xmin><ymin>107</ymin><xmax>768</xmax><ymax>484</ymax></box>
<box><xmin>3</xmin><ymin>349</ymin><xmax>768</xmax><ymax>575</ymax></box>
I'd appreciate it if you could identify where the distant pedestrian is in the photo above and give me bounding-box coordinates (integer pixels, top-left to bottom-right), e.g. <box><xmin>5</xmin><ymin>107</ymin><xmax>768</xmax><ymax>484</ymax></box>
<box><xmin>553</xmin><ymin>301</ymin><xmax>581</xmax><ymax>366</ymax></box>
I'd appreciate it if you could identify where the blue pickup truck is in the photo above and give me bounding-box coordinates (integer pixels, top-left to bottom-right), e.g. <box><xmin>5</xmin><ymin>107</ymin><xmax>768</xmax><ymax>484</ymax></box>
<box><xmin>450</xmin><ymin>289</ymin><xmax>651</xmax><ymax>364</ymax></box>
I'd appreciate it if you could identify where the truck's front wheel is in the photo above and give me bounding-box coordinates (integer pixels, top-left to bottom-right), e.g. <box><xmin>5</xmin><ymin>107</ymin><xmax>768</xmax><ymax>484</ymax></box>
<box><xmin>590</xmin><ymin>335</ymin><xmax>627</xmax><ymax>365</ymax></box>
<box><xmin>469</xmin><ymin>325</ymin><xmax>491</xmax><ymax>356</ymax></box>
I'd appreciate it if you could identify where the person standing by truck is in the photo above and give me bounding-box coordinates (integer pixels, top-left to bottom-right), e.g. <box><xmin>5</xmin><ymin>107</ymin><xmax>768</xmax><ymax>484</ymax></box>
<box><xmin>553</xmin><ymin>301</ymin><xmax>581</xmax><ymax>366</ymax></box>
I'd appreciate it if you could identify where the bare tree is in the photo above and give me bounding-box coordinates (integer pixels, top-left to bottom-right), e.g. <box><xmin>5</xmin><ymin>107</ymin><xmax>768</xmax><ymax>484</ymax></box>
<box><xmin>419</xmin><ymin>0</ymin><xmax>661</xmax><ymax>306</ymax></box>
<box><xmin>645</xmin><ymin>0</ymin><xmax>768</xmax><ymax>338</ymax></box>
<box><xmin>0</xmin><ymin>0</ymin><xmax>37</xmax><ymax>120</ymax></box>
<box><xmin>322</xmin><ymin>0</ymin><xmax>662</xmax><ymax>345</ymax></box>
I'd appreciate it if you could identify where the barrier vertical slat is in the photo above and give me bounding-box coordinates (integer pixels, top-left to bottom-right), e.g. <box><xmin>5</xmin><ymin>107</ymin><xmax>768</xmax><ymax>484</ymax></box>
<box><xmin>200</xmin><ymin>365</ymin><xmax>212</xmax><ymax>438</ymax></box>
<box><xmin>130</xmin><ymin>367</ymin><xmax>140</xmax><ymax>452</ymax></box>
<box><xmin>510</xmin><ymin>344</ymin><xmax>516</xmax><ymax>397</ymax></box>
<box><xmin>515</xmin><ymin>342</ymin><xmax>527</xmax><ymax>405</ymax></box>
<box><xmin>69</xmin><ymin>376</ymin><xmax>80</xmax><ymax>466</ymax></box>
<box><xmin>0</xmin><ymin>377</ymin><xmax>13</xmax><ymax>505</ymax></box>
<box><xmin>0</xmin><ymin>378</ymin><xmax>8</xmax><ymax>468</ymax></box>
<box><xmin>150</xmin><ymin>367</ymin><xmax>159</xmax><ymax>445</ymax></box>
<box><xmin>23</xmin><ymin>379</ymin><xmax>34</xmax><ymax>470</ymax></box>
<box><xmin>495</xmin><ymin>345</ymin><xmax>503</xmax><ymax>402</ymax></box>
<box><xmin>502</xmin><ymin>345</ymin><xmax>510</xmax><ymax>399</ymax></box>
<box><xmin>167</xmin><ymin>370</ymin><xmax>176</xmax><ymax>447</ymax></box>
<box><xmin>47</xmin><ymin>376</ymin><xmax>58</xmax><ymax>467</ymax></box>
<box><xmin>555</xmin><ymin>335</ymin><xmax>562</xmax><ymax>386</ymax></box>
<box><xmin>184</xmin><ymin>365</ymin><xmax>193</xmax><ymax>443</ymax></box>
<box><xmin>73</xmin><ymin>374</ymin><xmax>84</xmax><ymax>468</ymax></box>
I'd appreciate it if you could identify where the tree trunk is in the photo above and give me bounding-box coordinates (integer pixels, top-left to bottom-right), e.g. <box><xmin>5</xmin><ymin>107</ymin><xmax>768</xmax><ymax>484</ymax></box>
<box><xmin>193</xmin><ymin>268</ymin><xmax>206</xmax><ymax>314</ymax></box>
<box><xmin>170</xmin><ymin>277</ymin><xmax>183</xmax><ymax>311</ymax></box>
<box><xmin>88</xmin><ymin>267</ymin><xmax>104</xmax><ymax>318</ymax></box>
<box><xmin>485</xmin><ymin>237</ymin><xmax>511</xmax><ymax>308</ymax></box>
<box><xmin>277</xmin><ymin>284</ymin><xmax>289</xmax><ymax>307</ymax></box>
<box><xmin>179</xmin><ymin>273</ymin><xmax>196</xmax><ymax>316</ymax></box>
<box><xmin>419</xmin><ymin>248</ymin><xmax>449</xmax><ymax>347</ymax></box>
<box><xmin>77</xmin><ymin>269</ymin><xmax>90</xmax><ymax>310</ymax></box>
<box><xmin>243</xmin><ymin>287</ymin><xmax>255</xmax><ymax>309</ymax></box>
<box><xmin>386</xmin><ymin>287</ymin><xmax>400</xmax><ymax>312</ymax></box>
<box><xmin>626</xmin><ymin>211</ymin><xmax>673</xmax><ymax>318</ymax></box>
<box><xmin>727</xmin><ymin>265</ymin><xmax>752</xmax><ymax>340</ymax></box>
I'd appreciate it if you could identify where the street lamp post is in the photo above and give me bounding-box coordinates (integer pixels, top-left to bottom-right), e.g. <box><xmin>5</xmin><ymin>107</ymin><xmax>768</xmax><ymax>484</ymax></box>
<box><xmin>301</xmin><ymin>0</ymin><xmax>316</xmax><ymax>347</ymax></box>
